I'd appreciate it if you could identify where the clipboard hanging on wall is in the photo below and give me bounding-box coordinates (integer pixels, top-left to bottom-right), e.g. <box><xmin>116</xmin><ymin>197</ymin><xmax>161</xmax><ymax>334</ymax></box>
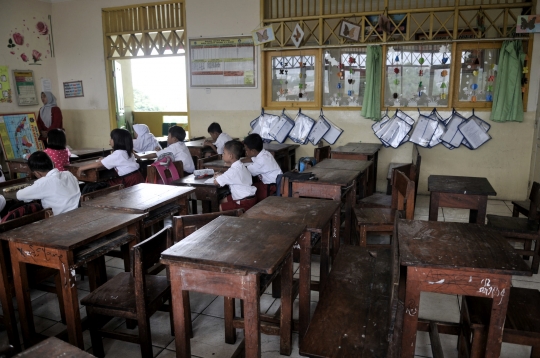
<box><xmin>268</xmin><ymin>109</ymin><xmax>295</xmax><ymax>143</ymax></box>
<box><xmin>409</xmin><ymin>109</ymin><xmax>439</xmax><ymax>148</ymax></box>
<box><xmin>250</xmin><ymin>108</ymin><xmax>280</xmax><ymax>143</ymax></box>
<box><xmin>308</xmin><ymin>115</ymin><xmax>330</xmax><ymax>145</ymax></box>
<box><xmin>440</xmin><ymin>109</ymin><xmax>468</xmax><ymax>149</ymax></box>
<box><xmin>374</xmin><ymin>109</ymin><xmax>414</xmax><ymax>148</ymax></box>
<box><xmin>289</xmin><ymin>109</ymin><xmax>315</xmax><ymax>145</ymax></box>
<box><xmin>320</xmin><ymin>110</ymin><xmax>344</xmax><ymax>145</ymax></box>
<box><xmin>459</xmin><ymin>110</ymin><xmax>492</xmax><ymax>150</ymax></box>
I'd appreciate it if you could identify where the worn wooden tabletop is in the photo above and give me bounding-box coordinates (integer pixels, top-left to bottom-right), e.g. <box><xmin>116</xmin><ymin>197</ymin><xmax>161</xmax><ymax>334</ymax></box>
<box><xmin>263</xmin><ymin>143</ymin><xmax>299</xmax><ymax>152</ymax></box>
<box><xmin>242</xmin><ymin>196</ymin><xmax>340</xmax><ymax>232</ymax></box>
<box><xmin>428</xmin><ymin>175</ymin><xmax>497</xmax><ymax>196</ymax></box>
<box><xmin>1</xmin><ymin>180</ymin><xmax>36</xmax><ymax>200</ymax></box>
<box><xmin>289</xmin><ymin>167</ymin><xmax>359</xmax><ymax>186</ymax></box>
<box><xmin>172</xmin><ymin>174</ymin><xmax>218</xmax><ymax>187</ymax></box>
<box><xmin>82</xmin><ymin>183</ymin><xmax>194</xmax><ymax>213</ymax></box>
<box><xmin>0</xmin><ymin>206</ymin><xmax>145</xmax><ymax>250</ymax></box>
<box><xmin>331</xmin><ymin>142</ymin><xmax>383</xmax><ymax>155</ymax></box>
<box><xmin>397</xmin><ymin>219</ymin><xmax>531</xmax><ymax>276</ymax></box>
<box><xmin>161</xmin><ymin>216</ymin><xmax>305</xmax><ymax>274</ymax></box>
<box><xmin>314</xmin><ymin>159</ymin><xmax>372</xmax><ymax>172</ymax></box>
<box><xmin>71</xmin><ymin>148</ymin><xmax>111</xmax><ymax>157</ymax></box>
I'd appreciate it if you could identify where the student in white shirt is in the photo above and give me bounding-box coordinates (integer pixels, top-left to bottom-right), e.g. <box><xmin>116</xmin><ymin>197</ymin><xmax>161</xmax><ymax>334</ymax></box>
<box><xmin>17</xmin><ymin>151</ymin><xmax>80</xmax><ymax>215</ymax></box>
<box><xmin>136</xmin><ymin>126</ymin><xmax>195</xmax><ymax>174</ymax></box>
<box><xmin>133</xmin><ymin>124</ymin><xmax>162</xmax><ymax>152</ymax></box>
<box><xmin>76</xmin><ymin>129</ymin><xmax>144</xmax><ymax>187</ymax></box>
<box><xmin>204</xmin><ymin>122</ymin><xmax>232</xmax><ymax>155</ymax></box>
<box><xmin>214</xmin><ymin>140</ymin><xmax>257</xmax><ymax>211</ymax></box>
<box><xmin>242</xmin><ymin>133</ymin><xmax>282</xmax><ymax>200</ymax></box>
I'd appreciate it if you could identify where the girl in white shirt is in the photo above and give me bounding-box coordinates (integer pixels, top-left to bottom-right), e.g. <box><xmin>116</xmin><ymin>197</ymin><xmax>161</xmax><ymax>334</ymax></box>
<box><xmin>133</xmin><ymin>124</ymin><xmax>162</xmax><ymax>152</ymax></box>
<box><xmin>77</xmin><ymin>129</ymin><xmax>144</xmax><ymax>187</ymax></box>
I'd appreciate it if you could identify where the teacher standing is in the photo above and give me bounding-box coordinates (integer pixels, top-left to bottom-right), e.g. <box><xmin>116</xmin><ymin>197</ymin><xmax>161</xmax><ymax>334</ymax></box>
<box><xmin>37</xmin><ymin>91</ymin><xmax>63</xmax><ymax>142</ymax></box>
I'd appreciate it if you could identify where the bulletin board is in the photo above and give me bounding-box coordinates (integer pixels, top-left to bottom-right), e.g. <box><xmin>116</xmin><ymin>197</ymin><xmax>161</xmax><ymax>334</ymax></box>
<box><xmin>0</xmin><ymin>112</ymin><xmax>44</xmax><ymax>160</ymax></box>
<box><xmin>12</xmin><ymin>70</ymin><xmax>38</xmax><ymax>106</ymax></box>
<box><xmin>189</xmin><ymin>36</ymin><xmax>256</xmax><ymax>88</ymax></box>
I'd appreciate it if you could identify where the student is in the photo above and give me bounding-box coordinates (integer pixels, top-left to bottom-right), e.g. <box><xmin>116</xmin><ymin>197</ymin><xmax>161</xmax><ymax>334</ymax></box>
<box><xmin>204</xmin><ymin>122</ymin><xmax>232</xmax><ymax>155</ymax></box>
<box><xmin>17</xmin><ymin>151</ymin><xmax>80</xmax><ymax>215</ymax></box>
<box><xmin>242</xmin><ymin>133</ymin><xmax>282</xmax><ymax>200</ymax></box>
<box><xmin>44</xmin><ymin>129</ymin><xmax>70</xmax><ymax>171</ymax></box>
<box><xmin>214</xmin><ymin>140</ymin><xmax>257</xmax><ymax>211</ymax></box>
<box><xmin>76</xmin><ymin>128</ymin><xmax>144</xmax><ymax>187</ymax></box>
<box><xmin>136</xmin><ymin>126</ymin><xmax>195</xmax><ymax>174</ymax></box>
<box><xmin>133</xmin><ymin>124</ymin><xmax>162</xmax><ymax>152</ymax></box>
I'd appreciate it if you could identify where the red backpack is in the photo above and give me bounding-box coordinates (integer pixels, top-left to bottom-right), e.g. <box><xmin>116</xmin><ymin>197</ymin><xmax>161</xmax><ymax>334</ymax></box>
<box><xmin>147</xmin><ymin>153</ymin><xmax>180</xmax><ymax>185</ymax></box>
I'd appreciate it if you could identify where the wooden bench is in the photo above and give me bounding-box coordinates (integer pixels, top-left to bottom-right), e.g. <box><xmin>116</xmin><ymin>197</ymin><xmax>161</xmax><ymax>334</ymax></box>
<box><xmin>300</xmin><ymin>224</ymin><xmax>401</xmax><ymax>357</ymax></box>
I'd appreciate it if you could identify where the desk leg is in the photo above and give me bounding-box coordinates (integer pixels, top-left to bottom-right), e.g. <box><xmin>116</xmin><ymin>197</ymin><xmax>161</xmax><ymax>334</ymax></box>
<box><xmin>280</xmin><ymin>253</ymin><xmax>293</xmax><ymax>355</ymax></box>
<box><xmin>485</xmin><ymin>288</ymin><xmax>510</xmax><ymax>357</ymax></box>
<box><xmin>298</xmin><ymin>232</ymin><xmax>311</xmax><ymax>341</ymax></box>
<box><xmin>10</xmin><ymin>256</ymin><xmax>36</xmax><ymax>348</ymax></box>
<box><xmin>319</xmin><ymin>223</ymin><xmax>331</xmax><ymax>292</ymax></box>
<box><xmin>471</xmin><ymin>196</ymin><xmax>487</xmax><ymax>225</ymax></box>
<box><xmin>331</xmin><ymin>208</ymin><xmax>340</xmax><ymax>262</ymax></box>
<box><xmin>344</xmin><ymin>181</ymin><xmax>357</xmax><ymax>244</ymax></box>
<box><xmin>429</xmin><ymin>192</ymin><xmax>440</xmax><ymax>221</ymax></box>
<box><xmin>401</xmin><ymin>266</ymin><xmax>421</xmax><ymax>358</ymax></box>
<box><xmin>87</xmin><ymin>256</ymin><xmax>107</xmax><ymax>291</ymax></box>
<box><xmin>171</xmin><ymin>266</ymin><xmax>191</xmax><ymax>357</ymax></box>
<box><xmin>177</xmin><ymin>197</ymin><xmax>189</xmax><ymax>215</ymax></box>
<box><xmin>0</xmin><ymin>243</ymin><xmax>21</xmax><ymax>352</ymax></box>
<box><xmin>244</xmin><ymin>273</ymin><xmax>261</xmax><ymax>358</ymax></box>
<box><xmin>58</xmin><ymin>256</ymin><xmax>84</xmax><ymax>349</ymax></box>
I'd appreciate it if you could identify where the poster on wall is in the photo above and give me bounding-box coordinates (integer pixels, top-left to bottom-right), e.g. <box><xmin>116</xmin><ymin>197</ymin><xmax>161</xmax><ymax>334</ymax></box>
<box><xmin>189</xmin><ymin>36</ymin><xmax>256</xmax><ymax>88</ymax></box>
<box><xmin>63</xmin><ymin>80</ymin><xmax>84</xmax><ymax>98</ymax></box>
<box><xmin>0</xmin><ymin>66</ymin><xmax>13</xmax><ymax>103</ymax></box>
<box><xmin>12</xmin><ymin>70</ymin><xmax>38</xmax><ymax>106</ymax></box>
<box><xmin>516</xmin><ymin>15</ymin><xmax>540</xmax><ymax>33</ymax></box>
<box><xmin>0</xmin><ymin>113</ymin><xmax>44</xmax><ymax>160</ymax></box>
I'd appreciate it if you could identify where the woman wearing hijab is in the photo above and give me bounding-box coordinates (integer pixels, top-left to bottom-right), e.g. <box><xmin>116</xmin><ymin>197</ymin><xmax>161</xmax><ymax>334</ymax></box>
<box><xmin>132</xmin><ymin>124</ymin><xmax>162</xmax><ymax>152</ymax></box>
<box><xmin>37</xmin><ymin>91</ymin><xmax>63</xmax><ymax>142</ymax></box>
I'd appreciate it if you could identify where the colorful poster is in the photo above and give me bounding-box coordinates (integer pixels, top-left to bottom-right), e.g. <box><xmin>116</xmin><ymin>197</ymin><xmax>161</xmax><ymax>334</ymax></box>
<box><xmin>0</xmin><ymin>66</ymin><xmax>12</xmax><ymax>103</ymax></box>
<box><xmin>0</xmin><ymin>113</ymin><xmax>43</xmax><ymax>160</ymax></box>
<box><xmin>12</xmin><ymin>70</ymin><xmax>38</xmax><ymax>105</ymax></box>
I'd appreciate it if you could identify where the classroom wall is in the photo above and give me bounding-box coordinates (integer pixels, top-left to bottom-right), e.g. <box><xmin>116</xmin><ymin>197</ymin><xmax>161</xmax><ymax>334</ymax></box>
<box><xmin>25</xmin><ymin>0</ymin><xmax>540</xmax><ymax>200</ymax></box>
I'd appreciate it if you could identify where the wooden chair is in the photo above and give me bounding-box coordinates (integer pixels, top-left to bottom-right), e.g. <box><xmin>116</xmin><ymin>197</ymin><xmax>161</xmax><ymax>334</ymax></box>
<box><xmin>146</xmin><ymin>160</ymin><xmax>184</xmax><ymax>184</ymax></box>
<box><xmin>486</xmin><ymin>182</ymin><xmax>540</xmax><ymax>273</ymax></box>
<box><xmin>314</xmin><ymin>145</ymin><xmax>331</xmax><ymax>163</ymax></box>
<box><xmin>197</xmin><ymin>154</ymin><xmax>221</xmax><ymax>170</ymax></box>
<box><xmin>354</xmin><ymin>170</ymin><xmax>415</xmax><ymax>246</ymax></box>
<box><xmin>357</xmin><ymin>163</ymin><xmax>415</xmax><ymax>209</ymax></box>
<box><xmin>511</xmin><ymin>182</ymin><xmax>540</xmax><ymax>220</ymax></box>
<box><xmin>80</xmin><ymin>184</ymin><xmax>124</xmax><ymax>205</ymax></box>
<box><xmin>459</xmin><ymin>287</ymin><xmax>540</xmax><ymax>358</ymax></box>
<box><xmin>82</xmin><ymin>227</ymin><xmax>174</xmax><ymax>358</ymax></box>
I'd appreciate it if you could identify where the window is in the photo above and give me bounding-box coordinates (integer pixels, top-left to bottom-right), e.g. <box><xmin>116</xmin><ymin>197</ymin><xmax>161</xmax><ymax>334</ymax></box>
<box><xmin>323</xmin><ymin>48</ymin><xmax>367</xmax><ymax>107</ymax></box>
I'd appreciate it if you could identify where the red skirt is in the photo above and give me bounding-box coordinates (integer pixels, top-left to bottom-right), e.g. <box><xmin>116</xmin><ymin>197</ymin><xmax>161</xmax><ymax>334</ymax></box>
<box><xmin>221</xmin><ymin>194</ymin><xmax>257</xmax><ymax>212</ymax></box>
<box><xmin>108</xmin><ymin>170</ymin><xmax>144</xmax><ymax>188</ymax></box>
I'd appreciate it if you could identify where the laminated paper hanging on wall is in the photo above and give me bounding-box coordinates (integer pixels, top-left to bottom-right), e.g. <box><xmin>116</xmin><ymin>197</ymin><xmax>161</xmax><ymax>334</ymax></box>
<box><xmin>409</xmin><ymin>109</ymin><xmax>441</xmax><ymax>148</ymax></box>
<box><xmin>269</xmin><ymin>110</ymin><xmax>295</xmax><ymax>143</ymax></box>
<box><xmin>440</xmin><ymin>109</ymin><xmax>468</xmax><ymax>149</ymax></box>
<box><xmin>289</xmin><ymin>109</ymin><xmax>315</xmax><ymax>144</ymax></box>
<box><xmin>459</xmin><ymin>111</ymin><xmax>492</xmax><ymax>150</ymax></box>
<box><xmin>308</xmin><ymin>117</ymin><xmax>331</xmax><ymax>145</ymax></box>
<box><xmin>319</xmin><ymin>110</ymin><xmax>344</xmax><ymax>144</ymax></box>
<box><xmin>374</xmin><ymin>109</ymin><xmax>414</xmax><ymax>148</ymax></box>
<box><xmin>249</xmin><ymin>108</ymin><xmax>280</xmax><ymax>143</ymax></box>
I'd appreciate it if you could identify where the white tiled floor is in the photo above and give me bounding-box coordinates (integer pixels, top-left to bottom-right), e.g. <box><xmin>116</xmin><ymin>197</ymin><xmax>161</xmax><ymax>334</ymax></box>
<box><xmin>0</xmin><ymin>194</ymin><xmax>537</xmax><ymax>357</ymax></box>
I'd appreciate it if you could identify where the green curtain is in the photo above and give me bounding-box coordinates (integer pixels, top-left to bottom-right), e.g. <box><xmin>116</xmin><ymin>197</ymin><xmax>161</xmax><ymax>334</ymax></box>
<box><xmin>361</xmin><ymin>45</ymin><xmax>382</xmax><ymax>121</ymax></box>
<box><xmin>490</xmin><ymin>40</ymin><xmax>525</xmax><ymax>122</ymax></box>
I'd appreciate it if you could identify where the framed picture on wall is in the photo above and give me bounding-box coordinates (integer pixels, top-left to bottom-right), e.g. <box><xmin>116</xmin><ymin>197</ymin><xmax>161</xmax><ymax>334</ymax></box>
<box><xmin>63</xmin><ymin>80</ymin><xmax>84</xmax><ymax>98</ymax></box>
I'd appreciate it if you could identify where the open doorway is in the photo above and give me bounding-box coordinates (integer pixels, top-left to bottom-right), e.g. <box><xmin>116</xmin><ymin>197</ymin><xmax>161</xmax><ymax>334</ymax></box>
<box><xmin>114</xmin><ymin>56</ymin><xmax>189</xmax><ymax>142</ymax></box>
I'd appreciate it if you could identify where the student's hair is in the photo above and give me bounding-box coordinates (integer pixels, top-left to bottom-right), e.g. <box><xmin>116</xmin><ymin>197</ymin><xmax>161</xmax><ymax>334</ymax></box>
<box><xmin>207</xmin><ymin>122</ymin><xmax>222</xmax><ymax>134</ymax></box>
<box><xmin>110</xmin><ymin>128</ymin><xmax>134</xmax><ymax>157</ymax></box>
<box><xmin>168</xmin><ymin>126</ymin><xmax>186</xmax><ymax>141</ymax></box>
<box><xmin>46</xmin><ymin>129</ymin><xmax>67</xmax><ymax>150</ymax></box>
<box><xmin>224</xmin><ymin>140</ymin><xmax>243</xmax><ymax>160</ymax></box>
<box><xmin>28</xmin><ymin>151</ymin><xmax>54</xmax><ymax>172</ymax></box>
<box><xmin>243</xmin><ymin>133</ymin><xmax>263</xmax><ymax>152</ymax></box>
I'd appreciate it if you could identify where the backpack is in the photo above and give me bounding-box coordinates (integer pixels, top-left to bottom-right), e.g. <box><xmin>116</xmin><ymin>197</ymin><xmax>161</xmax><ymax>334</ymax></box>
<box><xmin>297</xmin><ymin>157</ymin><xmax>317</xmax><ymax>172</ymax></box>
<box><xmin>148</xmin><ymin>152</ymin><xmax>180</xmax><ymax>185</ymax></box>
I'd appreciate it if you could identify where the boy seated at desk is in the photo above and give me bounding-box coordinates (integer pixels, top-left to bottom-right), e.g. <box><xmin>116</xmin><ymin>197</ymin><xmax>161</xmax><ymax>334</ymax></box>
<box><xmin>136</xmin><ymin>125</ymin><xmax>195</xmax><ymax>174</ymax></box>
<box><xmin>242</xmin><ymin>133</ymin><xmax>282</xmax><ymax>200</ymax></box>
<box><xmin>204</xmin><ymin>122</ymin><xmax>232</xmax><ymax>156</ymax></box>
<box><xmin>16</xmin><ymin>151</ymin><xmax>80</xmax><ymax>215</ymax></box>
<box><xmin>214</xmin><ymin>140</ymin><xmax>257</xmax><ymax>211</ymax></box>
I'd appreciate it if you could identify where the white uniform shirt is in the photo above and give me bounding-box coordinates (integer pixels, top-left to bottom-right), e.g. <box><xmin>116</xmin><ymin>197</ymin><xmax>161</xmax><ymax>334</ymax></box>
<box><xmin>17</xmin><ymin>168</ymin><xmax>80</xmax><ymax>215</ymax></box>
<box><xmin>156</xmin><ymin>141</ymin><xmax>195</xmax><ymax>173</ymax></box>
<box><xmin>214</xmin><ymin>132</ymin><xmax>233</xmax><ymax>154</ymax></box>
<box><xmin>216</xmin><ymin>160</ymin><xmax>257</xmax><ymax>200</ymax></box>
<box><xmin>101</xmin><ymin>150</ymin><xmax>139</xmax><ymax>176</ymax></box>
<box><xmin>246</xmin><ymin>149</ymin><xmax>283</xmax><ymax>184</ymax></box>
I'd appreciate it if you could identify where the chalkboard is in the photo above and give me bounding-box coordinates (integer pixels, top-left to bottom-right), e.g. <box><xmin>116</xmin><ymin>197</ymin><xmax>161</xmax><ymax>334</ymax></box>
<box><xmin>189</xmin><ymin>36</ymin><xmax>256</xmax><ymax>88</ymax></box>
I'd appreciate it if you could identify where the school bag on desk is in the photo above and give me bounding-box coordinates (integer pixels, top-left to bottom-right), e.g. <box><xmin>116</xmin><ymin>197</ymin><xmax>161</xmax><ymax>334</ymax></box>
<box><xmin>275</xmin><ymin>171</ymin><xmax>315</xmax><ymax>197</ymax></box>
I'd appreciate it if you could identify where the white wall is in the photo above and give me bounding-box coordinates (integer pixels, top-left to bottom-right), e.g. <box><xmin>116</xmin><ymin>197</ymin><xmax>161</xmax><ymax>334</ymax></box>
<box><xmin>10</xmin><ymin>0</ymin><xmax>536</xmax><ymax>200</ymax></box>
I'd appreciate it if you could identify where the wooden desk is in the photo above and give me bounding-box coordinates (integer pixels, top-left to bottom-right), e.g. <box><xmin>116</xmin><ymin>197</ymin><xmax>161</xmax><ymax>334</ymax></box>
<box><xmin>1</xmin><ymin>207</ymin><xmax>145</xmax><ymax>349</ymax></box>
<box><xmin>185</xmin><ymin>139</ymin><xmax>216</xmax><ymax>158</ymax></box>
<box><xmin>314</xmin><ymin>159</ymin><xmax>372</xmax><ymax>198</ymax></box>
<box><xmin>5</xmin><ymin>159</ymin><xmax>32</xmax><ymax>178</ymax></box>
<box><xmin>201</xmin><ymin>159</ymin><xmax>230</xmax><ymax>172</ymax></box>
<box><xmin>398</xmin><ymin>219</ymin><xmax>531</xmax><ymax>358</ymax></box>
<box><xmin>242</xmin><ymin>197</ymin><xmax>340</xmax><ymax>339</ymax></box>
<box><xmin>162</xmin><ymin>216</ymin><xmax>305</xmax><ymax>357</ymax></box>
<box><xmin>65</xmin><ymin>159</ymin><xmax>118</xmax><ymax>182</ymax></box>
<box><xmin>82</xmin><ymin>183</ymin><xmax>194</xmax><ymax>239</ymax></box>
<box><xmin>330</xmin><ymin>142</ymin><xmax>382</xmax><ymax>196</ymax></box>
<box><xmin>70</xmin><ymin>148</ymin><xmax>112</xmax><ymax>161</ymax></box>
<box><xmin>283</xmin><ymin>167</ymin><xmax>358</xmax><ymax>244</ymax></box>
<box><xmin>428</xmin><ymin>175</ymin><xmax>497</xmax><ymax>224</ymax></box>
<box><xmin>14</xmin><ymin>336</ymin><xmax>94</xmax><ymax>357</ymax></box>
<box><xmin>1</xmin><ymin>180</ymin><xmax>35</xmax><ymax>200</ymax></box>
<box><xmin>263</xmin><ymin>143</ymin><xmax>299</xmax><ymax>172</ymax></box>
<box><xmin>172</xmin><ymin>175</ymin><xmax>219</xmax><ymax>213</ymax></box>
